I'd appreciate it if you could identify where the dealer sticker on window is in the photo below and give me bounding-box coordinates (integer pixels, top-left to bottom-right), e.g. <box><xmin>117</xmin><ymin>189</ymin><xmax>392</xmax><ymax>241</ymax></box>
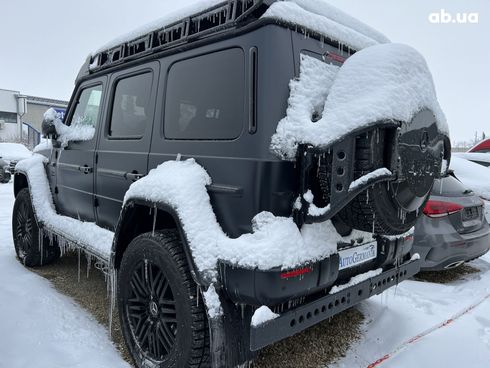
<box><xmin>338</xmin><ymin>242</ymin><xmax>377</xmax><ymax>270</ymax></box>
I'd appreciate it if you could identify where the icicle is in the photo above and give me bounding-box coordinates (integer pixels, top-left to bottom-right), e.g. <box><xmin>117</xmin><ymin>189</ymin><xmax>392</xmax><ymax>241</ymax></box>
<box><xmin>144</xmin><ymin>258</ymin><xmax>149</xmax><ymax>283</ymax></box>
<box><xmin>372</xmin><ymin>213</ymin><xmax>376</xmax><ymax>234</ymax></box>
<box><xmin>38</xmin><ymin>231</ymin><xmax>44</xmax><ymax>266</ymax></box>
<box><xmin>108</xmin><ymin>268</ymin><xmax>117</xmax><ymax>339</ymax></box>
<box><xmin>176</xmin><ymin>153</ymin><xmax>182</xmax><ymax>161</ymax></box>
<box><xmin>196</xmin><ymin>286</ymin><xmax>200</xmax><ymax>307</ymax></box>
<box><xmin>152</xmin><ymin>205</ymin><xmax>157</xmax><ymax>236</ymax></box>
<box><xmin>86</xmin><ymin>254</ymin><xmax>92</xmax><ymax>278</ymax></box>
<box><xmin>77</xmin><ymin>248</ymin><xmax>81</xmax><ymax>283</ymax></box>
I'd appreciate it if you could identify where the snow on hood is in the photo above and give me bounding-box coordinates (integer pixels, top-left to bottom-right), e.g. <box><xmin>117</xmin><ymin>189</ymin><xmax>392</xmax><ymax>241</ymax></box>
<box><xmin>125</xmin><ymin>158</ymin><xmax>375</xmax><ymax>274</ymax></box>
<box><xmin>93</xmin><ymin>0</ymin><xmax>386</xmax><ymax>56</ymax></box>
<box><xmin>44</xmin><ymin>108</ymin><xmax>95</xmax><ymax>147</ymax></box>
<box><xmin>0</xmin><ymin>143</ymin><xmax>32</xmax><ymax>162</ymax></box>
<box><xmin>450</xmin><ymin>156</ymin><xmax>490</xmax><ymax>200</ymax></box>
<box><xmin>271</xmin><ymin>43</ymin><xmax>448</xmax><ymax>159</ymax></box>
<box><xmin>262</xmin><ymin>0</ymin><xmax>389</xmax><ymax>51</ymax></box>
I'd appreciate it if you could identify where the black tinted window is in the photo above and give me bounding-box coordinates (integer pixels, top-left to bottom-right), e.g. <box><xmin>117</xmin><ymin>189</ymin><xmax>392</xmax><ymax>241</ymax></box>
<box><xmin>164</xmin><ymin>48</ymin><xmax>244</xmax><ymax>139</ymax></box>
<box><xmin>109</xmin><ymin>72</ymin><xmax>153</xmax><ymax>138</ymax></box>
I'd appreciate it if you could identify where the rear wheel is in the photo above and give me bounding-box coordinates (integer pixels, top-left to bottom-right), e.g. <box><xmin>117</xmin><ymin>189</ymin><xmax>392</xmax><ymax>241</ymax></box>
<box><xmin>12</xmin><ymin>188</ymin><xmax>60</xmax><ymax>266</ymax></box>
<box><xmin>118</xmin><ymin>230</ymin><xmax>209</xmax><ymax>368</ymax></box>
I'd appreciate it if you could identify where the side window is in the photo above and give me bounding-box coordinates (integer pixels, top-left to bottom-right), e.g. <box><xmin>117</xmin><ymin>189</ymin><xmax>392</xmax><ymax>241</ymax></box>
<box><xmin>69</xmin><ymin>85</ymin><xmax>103</xmax><ymax>129</ymax></box>
<box><xmin>164</xmin><ymin>48</ymin><xmax>244</xmax><ymax>140</ymax></box>
<box><xmin>109</xmin><ymin>72</ymin><xmax>153</xmax><ymax>138</ymax></box>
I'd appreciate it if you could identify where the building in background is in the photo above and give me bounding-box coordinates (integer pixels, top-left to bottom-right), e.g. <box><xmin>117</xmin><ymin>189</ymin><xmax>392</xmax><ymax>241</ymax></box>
<box><xmin>0</xmin><ymin>88</ymin><xmax>68</xmax><ymax>148</ymax></box>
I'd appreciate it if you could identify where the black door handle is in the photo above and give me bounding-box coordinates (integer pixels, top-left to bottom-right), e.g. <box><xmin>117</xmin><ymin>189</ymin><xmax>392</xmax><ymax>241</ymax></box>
<box><xmin>124</xmin><ymin>172</ymin><xmax>144</xmax><ymax>182</ymax></box>
<box><xmin>78</xmin><ymin>165</ymin><xmax>93</xmax><ymax>174</ymax></box>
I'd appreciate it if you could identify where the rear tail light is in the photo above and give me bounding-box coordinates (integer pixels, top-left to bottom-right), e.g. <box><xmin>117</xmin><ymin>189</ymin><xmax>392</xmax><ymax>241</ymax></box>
<box><xmin>423</xmin><ymin>200</ymin><xmax>464</xmax><ymax>218</ymax></box>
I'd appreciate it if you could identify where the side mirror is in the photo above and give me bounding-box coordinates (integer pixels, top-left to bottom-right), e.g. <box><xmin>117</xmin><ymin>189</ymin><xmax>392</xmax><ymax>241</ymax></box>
<box><xmin>41</xmin><ymin>117</ymin><xmax>58</xmax><ymax>139</ymax></box>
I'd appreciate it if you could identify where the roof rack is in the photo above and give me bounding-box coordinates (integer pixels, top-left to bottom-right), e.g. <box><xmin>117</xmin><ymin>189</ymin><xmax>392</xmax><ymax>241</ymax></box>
<box><xmin>90</xmin><ymin>0</ymin><xmax>274</xmax><ymax>72</ymax></box>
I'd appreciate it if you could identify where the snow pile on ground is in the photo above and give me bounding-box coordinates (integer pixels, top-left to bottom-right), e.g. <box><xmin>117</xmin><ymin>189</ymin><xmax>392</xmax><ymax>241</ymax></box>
<box><xmin>0</xmin><ymin>183</ymin><xmax>129</xmax><ymax>368</ymax></box>
<box><xmin>125</xmin><ymin>159</ymin><xmax>374</xmax><ymax>273</ymax></box>
<box><xmin>263</xmin><ymin>0</ymin><xmax>388</xmax><ymax>51</ymax></box>
<box><xmin>94</xmin><ymin>0</ymin><xmax>386</xmax><ymax>55</ymax></box>
<box><xmin>271</xmin><ymin>44</ymin><xmax>447</xmax><ymax>159</ymax></box>
<box><xmin>450</xmin><ymin>156</ymin><xmax>490</xmax><ymax>200</ymax></box>
<box><xmin>15</xmin><ymin>154</ymin><xmax>113</xmax><ymax>260</ymax></box>
<box><xmin>332</xmin><ymin>254</ymin><xmax>490</xmax><ymax>368</ymax></box>
<box><xmin>0</xmin><ymin>142</ymin><xmax>32</xmax><ymax>162</ymax></box>
<box><xmin>44</xmin><ymin>108</ymin><xmax>95</xmax><ymax>147</ymax></box>
<box><xmin>251</xmin><ymin>306</ymin><xmax>279</xmax><ymax>327</ymax></box>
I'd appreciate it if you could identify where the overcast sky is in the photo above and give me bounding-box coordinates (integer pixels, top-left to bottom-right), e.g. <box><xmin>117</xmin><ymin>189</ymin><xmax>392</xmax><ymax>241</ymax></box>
<box><xmin>0</xmin><ymin>0</ymin><xmax>488</xmax><ymax>142</ymax></box>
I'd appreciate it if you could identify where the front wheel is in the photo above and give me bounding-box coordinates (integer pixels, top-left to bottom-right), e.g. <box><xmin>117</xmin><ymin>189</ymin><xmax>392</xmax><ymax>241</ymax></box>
<box><xmin>118</xmin><ymin>230</ymin><xmax>209</xmax><ymax>368</ymax></box>
<box><xmin>12</xmin><ymin>188</ymin><xmax>60</xmax><ymax>266</ymax></box>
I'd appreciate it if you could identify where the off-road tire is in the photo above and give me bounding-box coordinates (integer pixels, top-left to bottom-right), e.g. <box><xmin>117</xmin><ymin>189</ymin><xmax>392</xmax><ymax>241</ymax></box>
<box><xmin>12</xmin><ymin>188</ymin><xmax>60</xmax><ymax>266</ymax></box>
<box><xmin>339</xmin><ymin>131</ymin><xmax>425</xmax><ymax>235</ymax></box>
<box><xmin>118</xmin><ymin>230</ymin><xmax>210</xmax><ymax>368</ymax></box>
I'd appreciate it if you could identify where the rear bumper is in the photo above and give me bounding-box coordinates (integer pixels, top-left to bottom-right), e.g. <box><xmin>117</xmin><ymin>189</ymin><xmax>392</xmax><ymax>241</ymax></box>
<box><xmin>414</xmin><ymin>221</ymin><xmax>490</xmax><ymax>271</ymax></box>
<box><xmin>250</xmin><ymin>257</ymin><xmax>420</xmax><ymax>351</ymax></box>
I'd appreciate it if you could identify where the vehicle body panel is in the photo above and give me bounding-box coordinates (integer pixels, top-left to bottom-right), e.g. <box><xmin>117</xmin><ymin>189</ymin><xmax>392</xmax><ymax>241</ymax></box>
<box><xmin>413</xmin><ymin>175</ymin><xmax>490</xmax><ymax>271</ymax></box>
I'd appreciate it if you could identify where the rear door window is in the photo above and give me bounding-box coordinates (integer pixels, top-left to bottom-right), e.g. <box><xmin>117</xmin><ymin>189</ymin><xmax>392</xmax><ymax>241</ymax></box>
<box><xmin>109</xmin><ymin>72</ymin><xmax>153</xmax><ymax>138</ymax></box>
<box><xmin>164</xmin><ymin>48</ymin><xmax>245</xmax><ymax>140</ymax></box>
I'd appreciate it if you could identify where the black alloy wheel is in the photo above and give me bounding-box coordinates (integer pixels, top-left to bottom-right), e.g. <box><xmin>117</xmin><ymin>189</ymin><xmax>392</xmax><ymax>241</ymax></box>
<box><xmin>118</xmin><ymin>230</ymin><xmax>210</xmax><ymax>368</ymax></box>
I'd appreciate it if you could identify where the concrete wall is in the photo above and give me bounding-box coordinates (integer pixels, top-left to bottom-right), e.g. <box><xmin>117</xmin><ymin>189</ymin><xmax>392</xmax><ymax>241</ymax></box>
<box><xmin>24</xmin><ymin>103</ymin><xmax>50</xmax><ymax>131</ymax></box>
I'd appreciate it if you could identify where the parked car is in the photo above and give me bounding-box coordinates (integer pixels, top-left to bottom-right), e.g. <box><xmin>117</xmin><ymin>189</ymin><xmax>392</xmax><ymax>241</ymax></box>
<box><xmin>413</xmin><ymin>173</ymin><xmax>490</xmax><ymax>271</ymax></box>
<box><xmin>468</xmin><ymin>138</ymin><xmax>490</xmax><ymax>153</ymax></box>
<box><xmin>0</xmin><ymin>142</ymin><xmax>32</xmax><ymax>183</ymax></box>
<box><xmin>454</xmin><ymin>152</ymin><xmax>490</xmax><ymax>168</ymax></box>
<box><xmin>11</xmin><ymin>1</ymin><xmax>449</xmax><ymax>367</ymax></box>
<box><xmin>0</xmin><ymin>157</ymin><xmax>10</xmax><ymax>183</ymax></box>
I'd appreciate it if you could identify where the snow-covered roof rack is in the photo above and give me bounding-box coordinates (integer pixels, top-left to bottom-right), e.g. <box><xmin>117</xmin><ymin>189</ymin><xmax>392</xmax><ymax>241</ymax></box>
<box><xmin>90</xmin><ymin>0</ymin><xmax>273</xmax><ymax>72</ymax></box>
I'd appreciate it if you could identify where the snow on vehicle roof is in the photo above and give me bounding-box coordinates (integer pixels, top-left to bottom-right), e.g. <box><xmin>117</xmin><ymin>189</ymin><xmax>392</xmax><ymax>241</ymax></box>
<box><xmin>271</xmin><ymin>43</ymin><xmax>448</xmax><ymax>159</ymax></box>
<box><xmin>93</xmin><ymin>0</ymin><xmax>388</xmax><ymax>55</ymax></box>
<box><xmin>0</xmin><ymin>142</ymin><xmax>32</xmax><ymax>162</ymax></box>
<box><xmin>454</xmin><ymin>152</ymin><xmax>490</xmax><ymax>166</ymax></box>
<box><xmin>450</xmin><ymin>156</ymin><xmax>490</xmax><ymax>200</ymax></box>
<box><xmin>262</xmin><ymin>0</ymin><xmax>389</xmax><ymax>50</ymax></box>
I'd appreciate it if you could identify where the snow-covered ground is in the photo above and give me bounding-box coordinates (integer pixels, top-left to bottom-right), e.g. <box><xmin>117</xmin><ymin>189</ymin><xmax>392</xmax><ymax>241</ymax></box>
<box><xmin>332</xmin><ymin>254</ymin><xmax>490</xmax><ymax>367</ymax></box>
<box><xmin>0</xmin><ymin>182</ymin><xmax>129</xmax><ymax>368</ymax></box>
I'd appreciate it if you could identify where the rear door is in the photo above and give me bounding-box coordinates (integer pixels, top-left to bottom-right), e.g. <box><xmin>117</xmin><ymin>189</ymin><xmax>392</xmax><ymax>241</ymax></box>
<box><xmin>55</xmin><ymin>79</ymin><xmax>106</xmax><ymax>222</ymax></box>
<box><xmin>95</xmin><ymin>62</ymin><xmax>159</xmax><ymax>230</ymax></box>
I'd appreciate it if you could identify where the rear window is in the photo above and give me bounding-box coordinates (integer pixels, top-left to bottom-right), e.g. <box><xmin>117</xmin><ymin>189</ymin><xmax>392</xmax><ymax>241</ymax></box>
<box><xmin>164</xmin><ymin>48</ymin><xmax>244</xmax><ymax>140</ymax></box>
<box><xmin>432</xmin><ymin>175</ymin><xmax>468</xmax><ymax>196</ymax></box>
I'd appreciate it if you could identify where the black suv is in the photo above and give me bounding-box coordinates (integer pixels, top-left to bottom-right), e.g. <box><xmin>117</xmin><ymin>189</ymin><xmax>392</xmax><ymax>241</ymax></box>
<box><xmin>12</xmin><ymin>1</ymin><xmax>449</xmax><ymax>367</ymax></box>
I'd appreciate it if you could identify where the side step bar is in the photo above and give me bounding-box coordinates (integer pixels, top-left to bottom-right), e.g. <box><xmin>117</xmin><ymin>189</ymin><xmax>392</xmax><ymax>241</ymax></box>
<box><xmin>250</xmin><ymin>258</ymin><xmax>420</xmax><ymax>351</ymax></box>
